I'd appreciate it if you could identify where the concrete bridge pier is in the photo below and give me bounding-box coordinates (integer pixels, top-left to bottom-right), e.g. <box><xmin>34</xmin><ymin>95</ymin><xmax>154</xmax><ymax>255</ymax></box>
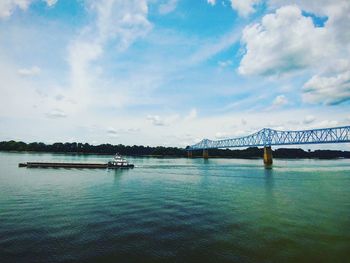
<box><xmin>263</xmin><ymin>146</ymin><xmax>273</xmax><ymax>166</ymax></box>
<box><xmin>203</xmin><ymin>149</ymin><xmax>209</xmax><ymax>159</ymax></box>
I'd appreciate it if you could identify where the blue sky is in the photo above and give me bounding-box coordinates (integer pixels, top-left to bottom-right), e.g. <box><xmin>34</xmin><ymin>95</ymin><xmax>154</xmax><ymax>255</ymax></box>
<box><xmin>0</xmin><ymin>0</ymin><xmax>349</xmax><ymax>149</ymax></box>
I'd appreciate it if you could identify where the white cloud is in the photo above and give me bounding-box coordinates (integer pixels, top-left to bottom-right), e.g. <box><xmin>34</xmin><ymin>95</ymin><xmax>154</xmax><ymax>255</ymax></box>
<box><xmin>239</xmin><ymin>5</ymin><xmax>330</xmax><ymax>76</ymax></box>
<box><xmin>185</xmin><ymin>108</ymin><xmax>197</xmax><ymax>121</ymax></box>
<box><xmin>207</xmin><ymin>0</ymin><xmax>216</xmax><ymax>6</ymax></box>
<box><xmin>107</xmin><ymin>127</ymin><xmax>119</xmax><ymax>137</ymax></box>
<box><xmin>146</xmin><ymin>113</ymin><xmax>183</xmax><ymax>127</ymax></box>
<box><xmin>190</xmin><ymin>29</ymin><xmax>241</xmax><ymax>64</ymax></box>
<box><xmin>45</xmin><ymin>0</ymin><xmax>57</xmax><ymax>7</ymax></box>
<box><xmin>230</xmin><ymin>0</ymin><xmax>261</xmax><ymax>17</ymax></box>
<box><xmin>207</xmin><ymin>0</ymin><xmax>261</xmax><ymax>16</ymax></box>
<box><xmin>269</xmin><ymin>0</ymin><xmax>345</xmax><ymax>16</ymax></box>
<box><xmin>272</xmin><ymin>95</ymin><xmax>288</xmax><ymax>107</ymax></box>
<box><xmin>67</xmin><ymin>0</ymin><xmax>152</xmax><ymax>109</ymax></box>
<box><xmin>269</xmin><ymin>0</ymin><xmax>350</xmax><ymax>46</ymax></box>
<box><xmin>311</xmin><ymin>119</ymin><xmax>339</xmax><ymax>129</ymax></box>
<box><xmin>215</xmin><ymin>132</ymin><xmax>229</xmax><ymax>139</ymax></box>
<box><xmin>159</xmin><ymin>0</ymin><xmax>178</xmax><ymax>15</ymax></box>
<box><xmin>54</xmin><ymin>94</ymin><xmax>64</xmax><ymax>101</ymax></box>
<box><xmin>46</xmin><ymin>109</ymin><xmax>67</xmax><ymax>118</ymax></box>
<box><xmin>0</xmin><ymin>0</ymin><xmax>31</xmax><ymax>18</ymax></box>
<box><xmin>18</xmin><ymin>66</ymin><xmax>41</xmax><ymax>76</ymax></box>
<box><xmin>107</xmin><ymin>127</ymin><xmax>140</xmax><ymax>135</ymax></box>
<box><xmin>91</xmin><ymin>0</ymin><xmax>152</xmax><ymax>50</ymax></box>
<box><xmin>302</xmin><ymin>115</ymin><xmax>316</xmax><ymax>124</ymax></box>
<box><xmin>215</xmin><ymin>130</ymin><xmax>252</xmax><ymax>139</ymax></box>
<box><xmin>0</xmin><ymin>0</ymin><xmax>58</xmax><ymax>18</ymax></box>
<box><xmin>68</xmin><ymin>41</ymin><xmax>102</xmax><ymax>97</ymax></box>
<box><xmin>218</xmin><ymin>60</ymin><xmax>233</xmax><ymax>68</ymax></box>
<box><xmin>126</xmin><ymin>128</ymin><xmax>140</xmax><ymax>133</ymax></box>
<box><xmin>107</xmin><ymin>127</ymin><xmax>140</xmax><ymax>138</ymax></box>
<box><xmin>303</xmin><ymin>67</ymin><xmax>350</xmax><ymax>105</ymax></box>
<box><xmin>238</xmin><ymin>2</ymin><xmax>350</xmax><ymax>105</ymax></box>
<box><xmin>147</xmin><ymin>115</ymin><xmax>165</xmax><ymax>126</ymax></box>
<box><xmin>107</xmin><ymin>127</ymin><xmax>118</xmax><ymax>134</ymax></box>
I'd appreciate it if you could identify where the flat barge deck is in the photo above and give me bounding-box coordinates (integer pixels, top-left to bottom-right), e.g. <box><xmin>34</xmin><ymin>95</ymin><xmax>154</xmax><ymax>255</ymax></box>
<box><xmin>18</xmin><ymin>162</ymin><xmax>133</xmax><ymax>169</ymax></box>
<box><xmin>19</xmin><ymin>162</ymin><xmax>108</xmax><ymax>168</ymax></box>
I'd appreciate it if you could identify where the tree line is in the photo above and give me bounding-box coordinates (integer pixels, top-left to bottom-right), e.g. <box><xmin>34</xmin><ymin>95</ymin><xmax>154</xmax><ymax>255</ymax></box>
<box><xmin>0</xmin><ymin>140</ymin><xmax>349</xmax><ymax>159</ymax></box>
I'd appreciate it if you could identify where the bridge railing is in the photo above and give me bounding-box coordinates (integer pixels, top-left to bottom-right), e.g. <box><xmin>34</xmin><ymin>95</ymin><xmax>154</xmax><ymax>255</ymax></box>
<box><xmin>188</xmin><ymin>126</ymin><xmax>350</xmax><ymax>150</ymax></box>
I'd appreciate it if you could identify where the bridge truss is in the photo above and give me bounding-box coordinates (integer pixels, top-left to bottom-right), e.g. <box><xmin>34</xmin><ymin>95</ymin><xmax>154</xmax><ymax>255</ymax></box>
<box><xmin>188</xmin><ymin>126</ymin><xmax>350</xmax><ymax>150</ymax></box>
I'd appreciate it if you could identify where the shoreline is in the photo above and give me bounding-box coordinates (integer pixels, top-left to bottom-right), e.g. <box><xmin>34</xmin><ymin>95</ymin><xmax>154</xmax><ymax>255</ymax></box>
<box><xmin>1</xmin><ymin>150</ymin><xmax>349</xmax><ymax>160</ymax></box>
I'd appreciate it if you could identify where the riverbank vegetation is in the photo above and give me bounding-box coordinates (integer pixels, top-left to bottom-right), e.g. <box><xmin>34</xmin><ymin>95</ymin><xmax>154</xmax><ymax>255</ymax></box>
<box><xmin>0</xmin><ymin>140</ymin><xmax>349</xmax><ymax>159</ymax></box>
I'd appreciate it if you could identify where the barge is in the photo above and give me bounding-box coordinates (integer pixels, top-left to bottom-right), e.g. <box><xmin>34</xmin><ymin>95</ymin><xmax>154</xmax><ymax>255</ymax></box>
<box><xmin>18</xmin><ymin>154</ymin><xmax>134</xmax><ymax>169</ymax></box>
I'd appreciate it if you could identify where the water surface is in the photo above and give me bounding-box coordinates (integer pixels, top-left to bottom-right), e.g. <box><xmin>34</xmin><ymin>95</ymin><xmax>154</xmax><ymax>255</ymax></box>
<box><xmin>0</xmin><ymin>152</ymin><xmax>349</xmax><ymax>262</ymax></box>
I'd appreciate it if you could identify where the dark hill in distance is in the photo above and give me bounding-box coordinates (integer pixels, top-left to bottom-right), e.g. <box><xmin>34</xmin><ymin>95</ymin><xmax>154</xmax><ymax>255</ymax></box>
<box><xmin>0</xmin><ymin>140</ymin><xmax>349</xmax><ymax>159</ymax></box>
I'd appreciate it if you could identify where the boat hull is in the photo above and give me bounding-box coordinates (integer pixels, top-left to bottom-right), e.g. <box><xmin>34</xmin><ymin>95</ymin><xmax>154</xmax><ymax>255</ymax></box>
<box><xmin>107</xmin><ymin>163</ymin><xmax>134</xmax><ymax>169</ymax></box>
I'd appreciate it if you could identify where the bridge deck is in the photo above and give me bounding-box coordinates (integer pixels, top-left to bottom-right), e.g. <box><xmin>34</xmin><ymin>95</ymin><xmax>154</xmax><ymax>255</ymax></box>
<box><xmin>188</xmin><ymin>126</ymin><xmax>350</xmax><ymax>150</ymax></box>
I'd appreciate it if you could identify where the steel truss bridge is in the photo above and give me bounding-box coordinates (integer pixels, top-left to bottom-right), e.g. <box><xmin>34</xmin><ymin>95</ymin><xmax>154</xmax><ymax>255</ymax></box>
<box><xmin>188</xmin><ymin>126</ymin><xmax>350</xmax><ymax>151</ymax></box>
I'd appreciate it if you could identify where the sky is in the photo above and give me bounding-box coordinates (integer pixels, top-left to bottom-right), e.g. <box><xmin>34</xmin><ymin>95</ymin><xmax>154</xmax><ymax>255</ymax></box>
<box><xmin>0</xmin><ymin>0</ymin><xmax>350</xmax><ymax>149</ymax></box>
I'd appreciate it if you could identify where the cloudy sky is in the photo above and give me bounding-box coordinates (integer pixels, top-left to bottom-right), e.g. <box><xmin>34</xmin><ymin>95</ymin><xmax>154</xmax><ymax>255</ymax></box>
<box><xmin>0</xmin><ymin>0</ymin><xmax>349</xmax><ymax>148</ymax></box>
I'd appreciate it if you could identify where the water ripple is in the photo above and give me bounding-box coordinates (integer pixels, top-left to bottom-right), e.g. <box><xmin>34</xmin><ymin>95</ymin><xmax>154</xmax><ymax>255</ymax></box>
<box><xmin>0</xmin><ymin>153</ymin><xmax>349</xmax><ymax>262</ymax></box>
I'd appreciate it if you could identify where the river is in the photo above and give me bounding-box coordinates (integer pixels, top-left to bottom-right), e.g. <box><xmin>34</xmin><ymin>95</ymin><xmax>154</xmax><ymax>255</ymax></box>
<box><xmin>0</xmin><ymin>152</ymin><xmax>349</xmax><ymax>262</ymax></box>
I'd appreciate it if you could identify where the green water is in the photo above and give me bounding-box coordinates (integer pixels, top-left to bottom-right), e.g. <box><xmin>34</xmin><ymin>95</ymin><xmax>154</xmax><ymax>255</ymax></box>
<box><xmin>0</xmin><ymin>152</ymin><xmax>349</xmax><ymax>263</ymax></box>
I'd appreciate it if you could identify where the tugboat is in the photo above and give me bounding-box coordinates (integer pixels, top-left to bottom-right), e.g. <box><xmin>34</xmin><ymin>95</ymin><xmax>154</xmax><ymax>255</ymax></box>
<box><xmin>107</xmin><ymin>153</ymin><xmax>134</xmax><ymax>169</ymax></box>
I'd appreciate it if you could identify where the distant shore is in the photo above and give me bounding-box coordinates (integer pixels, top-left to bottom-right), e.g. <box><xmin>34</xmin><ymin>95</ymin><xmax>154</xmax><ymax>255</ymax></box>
<box><xmin>1</xmin><ymin>140</ymin><xmax>350</xmax><ymax>159</ymax></box>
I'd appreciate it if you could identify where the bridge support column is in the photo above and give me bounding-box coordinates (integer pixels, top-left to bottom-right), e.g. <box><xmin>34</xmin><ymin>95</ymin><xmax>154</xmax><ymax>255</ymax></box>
<box><xmin>263</xmin><ymin>146</ymin><xmax>273</xmax><ymax>166</ymax></box>
<box><xmin>187</xmin><ymin>151</ymin><xmax>193</xmax><ymax>158</ymax></box>
<box><xmin>203</xmin><ymin>149</ymin><xmax>209</xmax><ymax>159</ymax></box>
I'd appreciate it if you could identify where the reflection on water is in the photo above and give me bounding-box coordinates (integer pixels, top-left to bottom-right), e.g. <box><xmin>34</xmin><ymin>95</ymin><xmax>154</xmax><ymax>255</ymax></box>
<box><xmin>111</xmin><ymin>168</ymin><xmax>130</xmax><ymax>184</ymax></box>
<box><xmin>264</xmin><ymin>168</ymin><xmax>275</xmax><ymax>205</ymax></box>
<box><xmin>0</xmin><ymin>152</ymin><xmax>350</xmax><ymax>263</ymax></box>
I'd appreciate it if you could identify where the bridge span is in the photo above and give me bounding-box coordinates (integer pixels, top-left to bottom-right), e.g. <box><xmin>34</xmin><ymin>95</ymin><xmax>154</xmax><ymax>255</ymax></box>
<box><xmin>186</xmin><ymin>126</ymin><xmax>350</xmax><ymax>165</ymax></box>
